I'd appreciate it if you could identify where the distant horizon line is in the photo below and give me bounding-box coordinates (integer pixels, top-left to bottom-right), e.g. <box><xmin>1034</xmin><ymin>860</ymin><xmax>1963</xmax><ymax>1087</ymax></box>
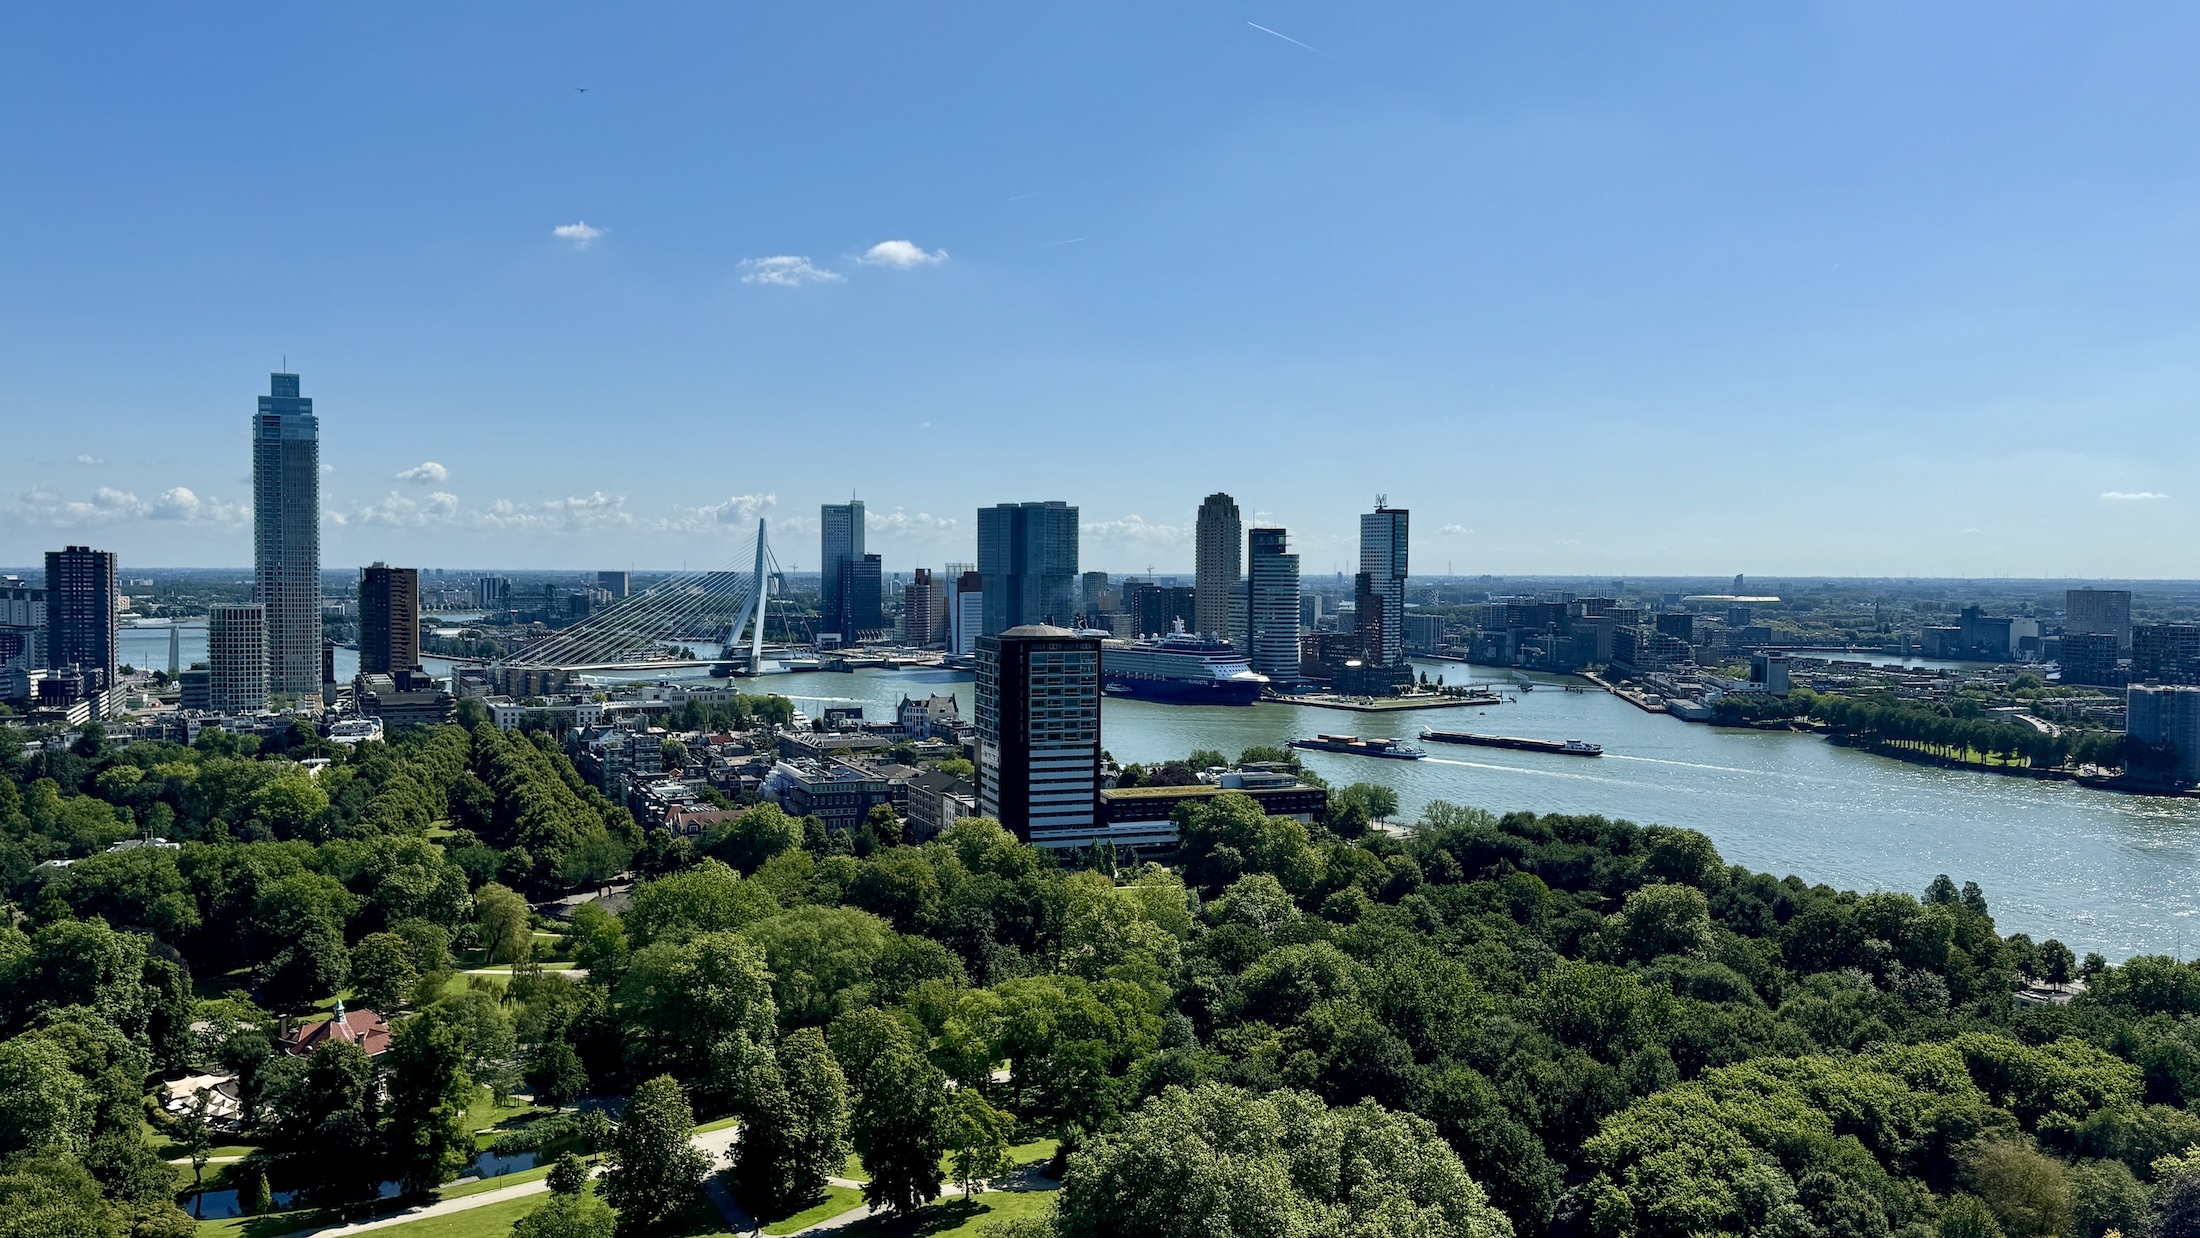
<box><xmin>4</xmin><ymin>564</ymin><xmax>2194</xmax><ymax>587</ymax></box>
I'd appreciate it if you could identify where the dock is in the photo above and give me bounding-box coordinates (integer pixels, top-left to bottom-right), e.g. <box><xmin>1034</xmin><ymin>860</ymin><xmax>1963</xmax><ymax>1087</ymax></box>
<box><xmin>1582</xmin><ymin>672</ymin><xmax>1669</xmax><ymax>714</ymax></box>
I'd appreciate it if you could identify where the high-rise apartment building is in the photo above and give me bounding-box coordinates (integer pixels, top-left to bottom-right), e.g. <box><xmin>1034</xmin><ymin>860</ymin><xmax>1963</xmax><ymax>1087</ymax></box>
<box><xmin>820</xmin><ymin>501</ymin><xmax>865</xmax><ymax>640</ymax></box>
<box><xmin>1358</xmin><ymin>501</ymin><xmax>1409</xmax><ymax>668</ymax></box>
<box><xmin>254</xmin><ymin>373</ymin><xmax>321</xmax><ymax>706</ymax></box>
<box><xmin>835</xmin><ymin>553</ymin><xmax>884</xmax><ymax>641</ymax></box>
<box><xmin>0</xmin><ymin>576</ymin><xmax>46</xmax><ymax>702</ymax></box>
<box><xmin>1194</xmin><ymin>493</ymin><xmax>1242</xmax><ymax>642</ymax></box>
<box><xmin>1126</xmin><ymin>583</ymin><xmax>1197</xmax><ymax>638</ymax></box>
<box><xmin>1081</xmin><ymin>571</ymin><xmax>1113</xmax><ymax>620</ymax></box>
<box><xmin>45</xmin><ymin>545</ymin><xmax>118</xmax><ymax>691</ymax></box>
<box><xmin>904</xmin><ymin>568</ymin><xmax>945</xmax><ymax>647</ymax></box>
<box><xmin>949</xmin><ymin>571</ymin><xmax>984</xmax><ymax>657</ymax></box>
<box><xmin>2067</xmin><ymin>588</ymin><xmax>2133</xmax><ymax>653</ymax></box>
<box><xmin>208</xmin><ymin>603</ymin><xmax>268</xmax><ymax>714</ymax></box>
<box><xmin>359</xmin><ymin>563</ymin><xmax>420</xmax><ymax>674</ymax></box>
<box><xmin>597</xmin><ymin>570</ymin><xmax>631</xmax><ymax>600</ymax></box>
<box><xmin>977</xmin><ymin>501</ymin><xmax>1079</xmax><ymax>635</ymax></box>
<box><xmin>2127</xmin><ymin>683</ymin><xmax>2200</xmax><ymax>786</ymax></box>
<box><xmin>2059</xmin><ymin>632</ymin><xmax>2122</xmax><ymax>687</ymax></box>
<box><xmin>975</xmin><ymin>624</ymin><xmax>1101</xmax><ymax>847</ymax></box>
<box><xmin>2134</xmin><ymin>624</ymin><xmax>2200</xmax><ymax>685</ymax></box>
<box><xmin>1246</xmin><ymin>527</ymin><xmax>1301</xmax><ymax>682</ymax></box>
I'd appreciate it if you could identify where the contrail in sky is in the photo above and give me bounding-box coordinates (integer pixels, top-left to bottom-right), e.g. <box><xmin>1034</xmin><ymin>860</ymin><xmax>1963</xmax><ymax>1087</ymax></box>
<box><xmin>1247</xmin><ymin>21</ymin><xmax>1331</xmax><ymax>57</ymax></box>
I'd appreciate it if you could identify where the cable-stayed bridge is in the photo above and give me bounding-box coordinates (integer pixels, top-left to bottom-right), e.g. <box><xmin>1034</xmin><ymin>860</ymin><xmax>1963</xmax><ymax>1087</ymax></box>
<box><xmin>490</xmin><ymin>519</ymin><xmax>778</xmax><ymax>694</ymax></box>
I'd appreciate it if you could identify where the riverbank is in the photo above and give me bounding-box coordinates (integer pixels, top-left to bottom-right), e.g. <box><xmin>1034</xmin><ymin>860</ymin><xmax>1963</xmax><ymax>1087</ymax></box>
<box><xmin>727</xmin><ymin>661</ymin><xmax>2200</xmax><ymax>960</ymax></box>
<box><xmin>1270</xmin><ymin>690</ymin><xmax>1505</xmax><ymax>713</ymax></box>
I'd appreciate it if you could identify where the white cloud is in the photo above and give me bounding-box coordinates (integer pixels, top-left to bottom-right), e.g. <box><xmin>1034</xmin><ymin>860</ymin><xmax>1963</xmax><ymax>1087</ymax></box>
<box><xmin>858</xmin><ymin>240</ymin><xmax>947</xmax><ymax>268</ymax></box>
<box><xmin>865</xmin><ymin>507</ymin><xmax>958</xmax><ymax>536</ymax></box>
<box><xmin>652</xmin><ymin>493</ymin><xmax>780</xmax><ymax>534</ymax></box>
<box><xmin>473</xmin><ymin>491</ymin><xmax>634</xmax><ymax>534</ymax></box>
<box><xmin>740</xmin><ymin>256</ymin><xmax>842</xmax><ymax>286</ymax></box>
<box><xmin>4</xmin><ymin>484</ymin><xmax>244</xmax><ymax>527</ymax></box>
<box><xmin>74</xmin><ymin>454</ymin><xmax>102</xmax><ymax>466</ymax></box>
<box><xmin>1438</xmin><ymin>523</ymin><xmax>1473</xmax><ymax>536</ymax></box>
<box><xmin>2102</xmin><ymin>491</ymin><xmax>2170</xmax><ymax>501</ymax></box>
<box><xmin>149</xmin><ymin>487</ymin><xmax>247</xmax><ymax>524</ymax></box>
<box><xmin>396</xmin><ymin>461</ymin><xmax>450</xmax><ymax>484</ymax></box>
<box><xmin>554</xmin><ymin>221</ymin><xmax>605</xmax><ymax>248</ymax></box>
<box><xmin>332</xmin><ymin>491</ymin><xmax>461</xmax><ymax>528</ymax></box>
<box><xmin>1081</xmin><ymin>515</ymin><xmax>1189</xmax><ymax>545</ymax></box>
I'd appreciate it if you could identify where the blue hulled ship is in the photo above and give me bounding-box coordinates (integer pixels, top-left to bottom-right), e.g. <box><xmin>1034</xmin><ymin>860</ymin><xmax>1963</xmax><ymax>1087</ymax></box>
<box><xmin>1099</xmin><ymin>624</ymin><xmax>1269</xmax><ymax>705</ymax></box>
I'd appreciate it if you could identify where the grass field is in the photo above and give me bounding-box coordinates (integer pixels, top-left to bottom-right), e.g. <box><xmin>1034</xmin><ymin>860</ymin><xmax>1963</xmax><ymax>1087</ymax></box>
<box><xmin>459</xmin><ymin>1089</ymin><xmax>543</xmax><ymax>1145</ymax></box>
<box><xmin>759</xmin><ymin>1183</ymin><xmax>866</xmax><ymax>1234</ymax></box>
<box><xmin>829</xmin><ymin>1189</ymin><xmax>1057</xmax><ymax>1237</ymax></box>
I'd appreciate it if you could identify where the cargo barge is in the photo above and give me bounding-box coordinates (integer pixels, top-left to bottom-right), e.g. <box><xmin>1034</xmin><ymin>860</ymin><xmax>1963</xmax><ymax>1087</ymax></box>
<box><xmin>1421</xmin><ymin>730</ymin><xmax>1602</xmax><ymax>757</ymax></box>
<box><xmin>1287</xmin><ymin>734</ymin><xmax>1427</xmax><ymax>760</ymax></box>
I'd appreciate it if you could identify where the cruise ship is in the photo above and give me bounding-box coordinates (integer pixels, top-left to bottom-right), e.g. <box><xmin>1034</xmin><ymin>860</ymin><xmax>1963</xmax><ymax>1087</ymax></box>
<box><xmin>1099</xmin><ymin>624</ymin><xmax>1269</xmax><ymax>705</ymax></box>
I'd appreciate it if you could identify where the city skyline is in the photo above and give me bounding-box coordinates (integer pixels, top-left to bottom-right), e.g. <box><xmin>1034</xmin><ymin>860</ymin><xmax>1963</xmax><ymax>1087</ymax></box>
<box><xmin>3</xmin><ymin>6</ymin><xmax>2198</xmax><ymax>577</ymax></box>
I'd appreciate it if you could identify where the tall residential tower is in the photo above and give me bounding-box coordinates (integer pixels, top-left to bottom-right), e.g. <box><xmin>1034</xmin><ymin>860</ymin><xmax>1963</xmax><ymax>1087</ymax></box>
<box><xmin>1194</xmin><ymin>493</ymin><xmax>1242</xmax><ymax>642</ymax></box>
<box><xmin>975</xmin><ymin>624</ymin><xmax>1102</xmax><ymax>848</ymax></box>
<box><xmin>2067</xmin><ymin>588</ymin><xmax>2134</xmax><ymax>653</ymax></box>
<box><xmin>44</xmin><ymin>545</ymin><xmax>117</xmax><ymax>691</ymax></box>
<box><xmin>208</xmin><ymin>604</ymin><xmax>268</xmax><ymax>714</ymax></box>
<box><xmin>254</xmin><ymin>373</ymin><xmax>321</xmax><ymax>705</ymax></box>
<box><xmin>359</xmin><ymin>563</ymin><xmax>420</xmax><ymax>674</ymax></box>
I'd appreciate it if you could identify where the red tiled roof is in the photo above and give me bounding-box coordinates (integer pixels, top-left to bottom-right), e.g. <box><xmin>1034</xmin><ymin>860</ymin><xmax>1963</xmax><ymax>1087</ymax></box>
<box><xmin>286</xmin><ymin>1009</ymin><xmax>392</xmax><ymax>1057</ymax></box>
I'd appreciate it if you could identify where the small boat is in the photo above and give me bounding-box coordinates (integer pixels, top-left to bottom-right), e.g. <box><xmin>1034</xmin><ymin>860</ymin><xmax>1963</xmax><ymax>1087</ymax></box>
<box><xmin>1287</xmin><ymin>734</ymin><xmax>1427</xmax><ymax>760</ymax></box>
<box><xmin>1421</xmin><ymin>729</ymin><xmax>1602</xmax><ymax>757</ymax></box>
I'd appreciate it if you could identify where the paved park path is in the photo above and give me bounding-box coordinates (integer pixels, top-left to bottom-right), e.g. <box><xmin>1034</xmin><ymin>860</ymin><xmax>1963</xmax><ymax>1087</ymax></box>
<box><xmin>267</xmin><ymin>1122</ymin><xmax>749</xmax><ymax>1238</ymax></box>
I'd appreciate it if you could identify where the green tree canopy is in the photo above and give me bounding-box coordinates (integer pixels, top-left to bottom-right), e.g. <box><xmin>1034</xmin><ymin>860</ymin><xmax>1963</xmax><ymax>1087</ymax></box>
<box><xmin>1057</xmin><ymin>1082</ymin><xmax>1512</xmax><ymax>1238</ymax></box>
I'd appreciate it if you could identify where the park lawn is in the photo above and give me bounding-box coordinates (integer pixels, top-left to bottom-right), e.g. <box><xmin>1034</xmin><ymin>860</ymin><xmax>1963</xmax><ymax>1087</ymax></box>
<box><xmin>194</xmin><ymin>1202</ymin><xmax>340</xmax><ymax>1238</ymax></box>
<box><xmin>1004</xmin><ymin>1138</ymin><xmax>1058</xmax><ymax>1169</ymax></box>
<box><xmin>334</xmin><ymin>1195</ymin><xmax>542</xmax><ymax>1238</ymax></box>
<box><xmin>847</xmin><ymin>1138</ymin><xmax>1057</xmax><ymax>1184</ymax></box>
<box><xmin>930</xmin><ymin>1136</ymin><xmax>1059</xmax><ymax>1185</ymax></box>
<box><xmin>694</xmin><ymin>1114</ymin><xmax>743</xmax><ymax>1135</ymax></box>
<box><xmin>759</xmin><ymin>1184</ymin><xmax>866</xmax><ymax>1234</ymax></box>
<box><xmin>145</xmin><ymin>1118</ymin><xmax>257</xmax><ymax>1162</ymax></box>
<box><xmin>657</xmin><ymin>1193</ymin><xmax>741</xmax><ymax>1238</ymax></box>
<box><xmin>437</xmin><ymin>1163</ymin><xmax>553</xmax><ymax>1201</ymax></box>
<box><xmin>460</xmin><ymin>1088</ymin><xmax>543</xmax><ymax>1145</ymax></box>
<box><xmin>830</xmin><ymin>1188</ymin><xmax>1058</xmax><ymax>1237</ymax></box>
<box><xmin>437</xmin><ymin>972</ymin><xmax>497</xmax><ymax>1000</ymax></box>
<box><xmin>189</xmin><ymin>968</ymin><xmax>255</xmax><ymax>1002</ymax></box>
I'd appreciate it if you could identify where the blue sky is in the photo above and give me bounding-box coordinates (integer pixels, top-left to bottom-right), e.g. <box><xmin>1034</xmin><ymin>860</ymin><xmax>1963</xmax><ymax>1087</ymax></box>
<box><xmin>3</xmin><ymin>3</ymin><xmax>2196</xmax><ymax>576</ymax></box>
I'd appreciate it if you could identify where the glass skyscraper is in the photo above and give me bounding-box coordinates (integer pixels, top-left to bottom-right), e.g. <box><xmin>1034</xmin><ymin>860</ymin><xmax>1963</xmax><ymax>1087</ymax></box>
<box><xmin>254</xmin><ymin>373</ymin><xmax>321</xmax><ymax>705</ymax></box>
<box><xmin>1358</xmin><ymin>502</ymin><xmax>1409</xmax><ymax>669</ymax></box>
<box><xmin>977</xmin><ymin>501</ymin><xmax>1079</xmax><ymax>635</ymax></box>
<box><xmin>1246</xmin><ymin>526</ymin><xmax>1301</xmax><ymax>682</ymax></box>
<box><xmin>819</xmin><ymin>500</ymin><xmax>865</xmax><ymax>641</ymax></box>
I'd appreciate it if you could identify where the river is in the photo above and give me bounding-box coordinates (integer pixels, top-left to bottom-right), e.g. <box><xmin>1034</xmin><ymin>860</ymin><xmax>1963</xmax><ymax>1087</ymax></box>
<box><xmin>740</xmin><ymin>661</ymin><xmax>2200</xmax><ymax>962</ymax></box>
<box><xmin>112</xmin><ymin>629</ymin><xmax>2200</xmax><ymax>961</ymax></box>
